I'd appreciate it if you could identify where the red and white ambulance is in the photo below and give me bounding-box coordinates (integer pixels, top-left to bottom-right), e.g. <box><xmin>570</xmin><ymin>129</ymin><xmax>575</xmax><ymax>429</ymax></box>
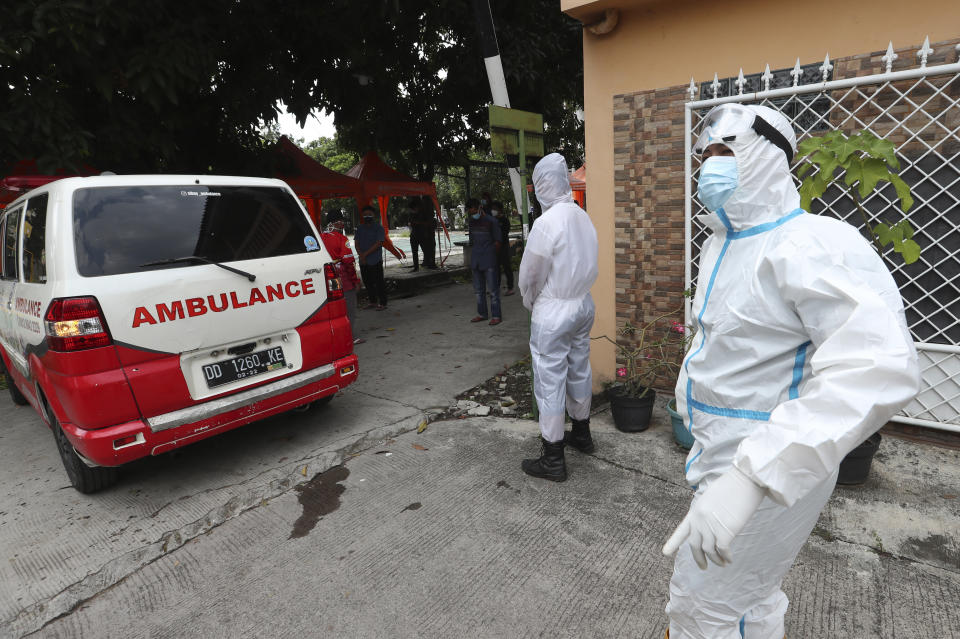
<box><xmin>0</xmin><ymin>175</ymin><xmax>358</xmax><ymax>492</ymax></box>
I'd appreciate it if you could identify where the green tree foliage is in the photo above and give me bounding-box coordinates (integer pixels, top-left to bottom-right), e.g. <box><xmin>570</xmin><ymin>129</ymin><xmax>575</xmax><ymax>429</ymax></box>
<box><xmin>797</xmin><ymin>130</ymin><xmax>920</xmax><ymax>265</ymax></box>
<box><xmin>2</xmin><ymin>1</ymin><xmax>583</xmax><ymax>178</ymax></box>
<box><xmin>303</xmin><ymin>137</ymin><xmax>359</xmax><ymax>175</ymax></box>
<box><xmin>0</xmin><ymin>0</ymin><xmax>322</xmax><ymax>173</ymax></box>
<box><xmin>309</xmin><ymin>1</ymin><xmax>584</xmax><ymax>181</ymax></box>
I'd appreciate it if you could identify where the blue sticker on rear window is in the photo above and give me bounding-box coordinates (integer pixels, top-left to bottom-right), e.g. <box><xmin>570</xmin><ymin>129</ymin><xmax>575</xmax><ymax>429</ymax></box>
<box><xmin>304</xmin><ymin>236</ymin><xmax>319</xmax><ymax>251</ymax></box>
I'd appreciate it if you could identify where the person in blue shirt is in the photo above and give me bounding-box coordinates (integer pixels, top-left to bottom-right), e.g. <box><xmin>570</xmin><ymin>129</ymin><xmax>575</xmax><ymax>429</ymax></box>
<box><xmin>354</xmin><ymin>205</ymin><xmax>388</xmax><ymax>310</ymax></box>
<box><xmin>466</xmin><ymin>197</ymin><xmax>502</xmax><ymax>325</ymax></box>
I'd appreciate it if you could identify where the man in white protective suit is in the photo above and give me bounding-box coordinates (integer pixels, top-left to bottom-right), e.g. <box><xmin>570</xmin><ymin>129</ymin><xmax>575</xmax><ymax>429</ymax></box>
<box><xmin>660</xmin><ymin>103</ymin><xmax>920</xmax><ymax>638</ymax></box>
<box><xmin>519</xmin><ymin>153</ymin><xmax>599</xmax><ymax>482</ymax></box>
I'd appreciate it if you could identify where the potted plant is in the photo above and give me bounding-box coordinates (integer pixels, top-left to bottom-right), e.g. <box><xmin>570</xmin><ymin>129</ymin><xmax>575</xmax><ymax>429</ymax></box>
<box><xmin>665</xmin><ymin>398</ymin><xmax>693</xmax><ymax>450</ymax></box>
<box><xmin>595</xmin><ymin>304</ymin><xmax>690</xmax><ymax>433</ymax></box>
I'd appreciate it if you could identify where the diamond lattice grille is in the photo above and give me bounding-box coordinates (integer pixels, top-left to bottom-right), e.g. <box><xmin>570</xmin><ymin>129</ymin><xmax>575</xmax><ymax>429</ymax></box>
<box><xmin>687</xmin><ymin>64</ymin><xmax>960</xmax><ymax>428</ymax></box>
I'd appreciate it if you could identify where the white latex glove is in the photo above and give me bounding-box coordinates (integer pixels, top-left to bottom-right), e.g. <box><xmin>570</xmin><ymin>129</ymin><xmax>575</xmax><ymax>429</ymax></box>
<box><xmin>662</xmin><ymin>466</ymin><xmax>766</xmax><ymax>570</ymax></box>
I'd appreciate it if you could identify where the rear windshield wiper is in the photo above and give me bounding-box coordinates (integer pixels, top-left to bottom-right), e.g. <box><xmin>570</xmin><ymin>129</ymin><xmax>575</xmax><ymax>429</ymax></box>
<box><xmin>137</xmin><ymin>256</ymin><xmax>256</xmax><ymax>282</ymax></box>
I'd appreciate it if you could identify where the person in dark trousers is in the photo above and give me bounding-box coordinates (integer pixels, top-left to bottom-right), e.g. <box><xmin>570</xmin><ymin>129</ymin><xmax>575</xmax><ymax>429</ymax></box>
<box><xmin>491</xmin><ymin>201</ymin><xmax>514</xmax><ymax>295</ymax></box>
<box><xmin>466</xmin><ymin>197</ymin><xmax>502</xmax><ymax>325</ymax></box>
<box><xmin>354</xmin><ymin>205</ymin><xmax>388</xmax><ymax>310</ymax></box>
<box><xmin>405</xmin><ymin>198</ymin><xmax>423</xmax><ymax>271</ymax></box>
<box><xmin>418</xmin><ymin>195</ymin><xmax>438</xmax><ymax>269</ymax></box>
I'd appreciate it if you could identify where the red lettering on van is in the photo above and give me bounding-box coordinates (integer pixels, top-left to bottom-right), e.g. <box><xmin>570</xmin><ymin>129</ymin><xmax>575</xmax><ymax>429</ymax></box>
<box><xmin>186</xmin><ymin>297</ymin><xmax>207</xmax><ymax>317</ymax></box>
<box><xmin>248</xmin><ymin>288</ymin><xmax>267</xmax><ymax>306</ymax></box>
<box><xmin>156</xmin><ymin>301</ymin><xmax>185</xmax><ymax>323</ymax></box>
<box><xmin>266</xmin><ymin>284</ymin><xmax>284</xmax><ymax>302</ymax></box>
<box><xmin>130</xmin><ymin>279</ymin><xmax>318</xmax><ymax>328</ymax></box>
<box><xmin>207</xmin><ymin>293</ymin><xmax>229</xmax><ymax>312</ymax></box>
<box><xmin>15</xmin><ymin>298</ymin><xmax>43</xmax><ymax>318</ymax></box>
<box><xmin>132</xmin><ymin>307</ymin><xmax>158</xmax><ymax>328</ymax></box>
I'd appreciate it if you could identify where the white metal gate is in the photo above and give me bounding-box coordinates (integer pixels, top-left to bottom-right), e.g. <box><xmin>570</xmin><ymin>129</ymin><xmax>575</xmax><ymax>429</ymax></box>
<box><xmin>684</xmin><ymin>39</ymin><xmax>960</xmax><ymax>433</ymax></box>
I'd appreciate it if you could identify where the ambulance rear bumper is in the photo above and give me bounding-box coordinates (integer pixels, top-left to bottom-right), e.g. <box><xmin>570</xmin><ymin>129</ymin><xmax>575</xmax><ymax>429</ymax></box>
<box><xmin>59</xmin><ymin>355</ymin><xmax>359</xmax><ymax>467</ymax></box>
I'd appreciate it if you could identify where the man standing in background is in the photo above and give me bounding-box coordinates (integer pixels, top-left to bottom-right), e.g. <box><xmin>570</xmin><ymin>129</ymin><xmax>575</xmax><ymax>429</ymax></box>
<box><xmin>418</xmin><ymin>195</ymin><xmax>438</xmax><ymax>269</ymax></box>
<box><xmin>355</xmin><ymin>205</ymin><xmax>388</xmax><ymax>310</ymax></box>
<box><xmin>466</xmin><ymin>197</ymin><xmax>502</xmax><ymax>326</ymax></box>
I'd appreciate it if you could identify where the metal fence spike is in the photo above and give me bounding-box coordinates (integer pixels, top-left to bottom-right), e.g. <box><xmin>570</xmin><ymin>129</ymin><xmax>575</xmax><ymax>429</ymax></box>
<box><xmin>917</xmin><ymin>36</ymin><xmax>933</xmax><ymax>68</ymax></box>
<box><xmin>882</xmin><ymin>42</ymin><xmax>898</xmax><ymax>74</ymax></box>
<box><xmin>820</xmin><ymin>54</ymin><xmax>833</xmax><ymax>82</ymax></box>
<box><xmin>790</xmin><ymin>58</ymin><xmax>802</xmax><ymax>86</ymax></box>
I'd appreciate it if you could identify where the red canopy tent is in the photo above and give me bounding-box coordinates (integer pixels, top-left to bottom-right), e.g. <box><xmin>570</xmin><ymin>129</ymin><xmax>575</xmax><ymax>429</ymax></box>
<box><xmin>270</xmin><ymin>136</ymin><xmax>363</xmax><ymax>228</ymax></box>
<box><xmin>569</xmin><ymin>164</ymin><xmax>586</xmax><ymax>208</ymax></box>
<box><xmin>346</xmin><ymin>151</ymin><xmax>451</xmax><ymax>261</ymax></box>
<box><xmin>526</xmin><ymin>163</ymin><xmax>587</xmax><ymax>209</ymax></box>
<box><xmin>1</xmin><ymin>160</ymin><xmax>98</xmax><ymax>209</ymax></box>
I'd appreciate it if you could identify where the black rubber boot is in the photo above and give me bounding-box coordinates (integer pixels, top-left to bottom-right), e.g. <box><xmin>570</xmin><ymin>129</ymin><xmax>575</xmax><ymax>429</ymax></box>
<box><xmin>563</xmin><ymin>418</ymin><xmax>595</xmax><ymax>454</ymax></box>
<box><xmin>521</xmin><ymin>438</ymin><xmax>567</xmax><ymax>482</ymax></box>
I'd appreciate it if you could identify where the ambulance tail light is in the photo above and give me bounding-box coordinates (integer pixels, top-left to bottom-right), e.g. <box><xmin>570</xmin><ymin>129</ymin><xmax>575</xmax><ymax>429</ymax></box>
<box><xmin>44</xmin><ymin>297</ymin><xmax>113</xmax><ymax>352</ymax></box>
<box><xmin>324</xmin><ymin>263</ymin><xmax>344</xmax><ymax>301</ymax></box>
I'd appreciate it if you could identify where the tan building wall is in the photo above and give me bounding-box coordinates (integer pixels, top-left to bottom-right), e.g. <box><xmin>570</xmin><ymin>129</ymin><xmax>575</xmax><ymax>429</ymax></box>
<box><xmin>562</xmin><ymin>0</ymin><xmax>960</xmax><ymax>391</ymax></box>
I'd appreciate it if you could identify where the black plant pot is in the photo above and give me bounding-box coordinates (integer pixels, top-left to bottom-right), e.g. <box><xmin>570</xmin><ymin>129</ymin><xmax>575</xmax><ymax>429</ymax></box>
<box><xmin>837</xmin><ymin>432</ymin><xmax>882</xmax><ymax>486</ymax></box>
<box><xmin>607</xmin><ymin>387</ymin><xmax>656</xmax><ymax>433</ymax></box>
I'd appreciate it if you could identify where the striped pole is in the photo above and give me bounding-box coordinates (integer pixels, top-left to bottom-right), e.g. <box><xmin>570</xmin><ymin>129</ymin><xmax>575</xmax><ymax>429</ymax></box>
<box><xmin>470</xmin><ymin>0</ymin><xmax>526</xmax><ymax>233</ymax></box>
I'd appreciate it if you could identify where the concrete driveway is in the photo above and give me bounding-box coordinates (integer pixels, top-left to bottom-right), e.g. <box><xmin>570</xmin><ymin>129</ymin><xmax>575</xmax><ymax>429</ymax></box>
<box><xmin>0</xmin><ymin>281</ymin><xmax>530</xmax><ymax>638</ymax></box>
<box><xmin>2</xmin><ymin>281</ymin><xmax>959</xmax><ymax>638</ymax></box>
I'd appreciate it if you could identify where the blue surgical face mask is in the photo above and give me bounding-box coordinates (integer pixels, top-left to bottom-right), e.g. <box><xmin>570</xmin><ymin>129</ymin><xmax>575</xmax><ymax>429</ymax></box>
<box><xmin>471</xmin><ymin>212</ymin><xmax>481</xmax><ymax>220</ymax></box>
<box><xmin>697</xmin><ymin>156</ymin><xmax>738</xmax><ymax>212</ymax></box>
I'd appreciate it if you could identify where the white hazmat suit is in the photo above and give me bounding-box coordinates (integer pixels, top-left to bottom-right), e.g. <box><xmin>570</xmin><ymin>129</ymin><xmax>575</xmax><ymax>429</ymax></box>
<box><xmin>520</xmin><ymin>154</ymin><xmax>599</xmax><ymax>445</ymax></box>
<box><xmin>662</xmin><ymin>104</ymin><xmax>920</xmax><ymax>639</ymax></box>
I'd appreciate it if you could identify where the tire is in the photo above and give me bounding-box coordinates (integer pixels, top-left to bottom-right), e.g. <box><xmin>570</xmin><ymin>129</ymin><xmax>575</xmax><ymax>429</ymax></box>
<box><xmin>0</xmin><ymin>358</ymin><xmax>29</xmax><ymax>406</ymax></box>
<box><xmin>51</xmin><ymin>415</ymin><xmax>120</xmax><ymax>494</ymax></box>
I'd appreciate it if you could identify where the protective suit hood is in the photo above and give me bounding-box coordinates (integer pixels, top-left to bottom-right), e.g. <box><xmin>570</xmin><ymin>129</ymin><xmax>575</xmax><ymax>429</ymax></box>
<box><xmin>532</xmin><ymin>153</ymin><xmax>575</xmax><ymax>211</ymax></box>
<box><xmin>696</xmin><ymin>104</ymin><xmax>800</xmax><ymax>231</ymax></box>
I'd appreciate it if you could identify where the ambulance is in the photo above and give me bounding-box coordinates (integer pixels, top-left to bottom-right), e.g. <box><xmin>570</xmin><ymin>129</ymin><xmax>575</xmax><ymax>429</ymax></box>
<box><xmin>0</xmin><ymin>175</ymin><xmax>358</xmax><ymax>493</ymax></box>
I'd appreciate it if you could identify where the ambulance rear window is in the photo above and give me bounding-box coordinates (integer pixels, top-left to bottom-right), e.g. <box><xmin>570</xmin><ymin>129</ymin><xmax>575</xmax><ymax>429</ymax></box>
<box><xmin>72</xmin><ymin>185</ymin><xmax>316</xmax><ymax>277</ymax></box>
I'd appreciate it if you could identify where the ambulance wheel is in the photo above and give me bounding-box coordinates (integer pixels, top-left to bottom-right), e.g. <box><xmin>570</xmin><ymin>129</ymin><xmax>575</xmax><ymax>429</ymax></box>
<box><xmin>6</xmin><ymin>375</ymin><xmax>29</xmax><ymax>406</ymax></box>
<box><xmin>52</xmin><ymin>416</ymin><xmax>119</xmax><ymax>494</ymax></box>
<box><xmin>1</xmin><ymin>359</ymin><xmax>29</xmax><ymax>406</ymax></box>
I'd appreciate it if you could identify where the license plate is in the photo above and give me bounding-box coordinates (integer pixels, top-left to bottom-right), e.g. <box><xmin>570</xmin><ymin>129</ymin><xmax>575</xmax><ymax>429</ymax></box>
<box><xmin>202</xmin><ymin>346</ymin><xmax>286</xmax><ymax>389</ymax></box>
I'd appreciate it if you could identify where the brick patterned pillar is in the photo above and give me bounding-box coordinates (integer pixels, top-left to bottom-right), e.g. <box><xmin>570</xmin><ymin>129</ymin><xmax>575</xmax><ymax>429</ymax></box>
<box><xmin>612</xmin><ymin>84</ymin><xmax>689</xmax><ymax>389</ymax></box>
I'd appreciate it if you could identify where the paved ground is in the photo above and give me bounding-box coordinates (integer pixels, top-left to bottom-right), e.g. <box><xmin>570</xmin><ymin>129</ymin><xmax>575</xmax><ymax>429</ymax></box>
<box><xmin>1</xmin><ymin>281</ymin><xmax>958</xmax><ymax>638</ymax></box>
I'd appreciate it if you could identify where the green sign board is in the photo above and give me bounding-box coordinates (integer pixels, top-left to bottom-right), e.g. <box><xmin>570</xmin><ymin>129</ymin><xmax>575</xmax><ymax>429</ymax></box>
<box><xmin>488</xmin><ymin>105</ymin><xmax>544</xmax><ymax>158</ymax></box>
